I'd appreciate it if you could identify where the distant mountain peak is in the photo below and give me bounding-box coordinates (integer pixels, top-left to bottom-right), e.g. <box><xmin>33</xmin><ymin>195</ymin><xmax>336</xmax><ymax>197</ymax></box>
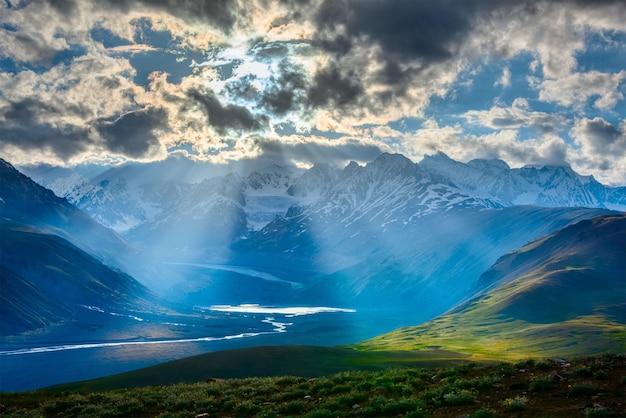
<box><xmin>368</xmin><ymin>152</ymin><xmax>417</xmax><ymax>176</ymax></box>
<box><xmin>467</xmin><ymin>158</ymin><xmax>510</xmax><ymax>171</ymax></box>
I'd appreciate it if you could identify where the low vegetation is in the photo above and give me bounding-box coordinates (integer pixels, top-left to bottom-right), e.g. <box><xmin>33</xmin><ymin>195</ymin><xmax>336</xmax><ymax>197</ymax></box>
<box><xmin>1</xmin><ymin>354</ymin><xmax>624</xmax><ymax>417</ymax></box>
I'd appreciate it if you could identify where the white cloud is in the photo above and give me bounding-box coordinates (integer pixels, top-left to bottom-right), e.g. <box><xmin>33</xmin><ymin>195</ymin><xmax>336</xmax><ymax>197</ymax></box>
<box><xmin>495</xmin><ymin>67</ymin><xmax>511</xmax><ymax>88</ymax></box>
<box><xmin>538</xmin><ymin>70</ymin><xmax>626</xmax><ymax>110</ymax></box>
<box><xmin>404</xmin><ymin>124</ymin><xmax>570</xmax><ymax>169</ymax></box>
<box><xmin>463</xmin><ymin>99</ymin><xmax>566</xmax><ymax>133</ymax></box>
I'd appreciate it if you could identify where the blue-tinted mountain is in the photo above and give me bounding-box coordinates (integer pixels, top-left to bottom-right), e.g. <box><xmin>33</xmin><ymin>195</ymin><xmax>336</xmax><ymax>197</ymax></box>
<box><xmin>0</xmin><ymin>159</ymin><xmax>134</xmax><ymax>266</ymax></box>
<box><xmin>231</xmin><ymin>154</ymin><xmax>613</xmax><ymax>326</ymax></box>
<box><xmin>0</xmin><ymin>158</ymin><xmax>164</xmax><ymax>289</ymax></box>
<box><xmin>419</xmin><ymin>151</ymin><xmax>626</xmax><ymax>210</ymax></box>
<box><xmin>0</xmin><ymin>224</ymin><xmax>162</xmax><ymax>336</ymax></box>
<box><xmin>27</xmin><ymin>153</ymin><xmax>625</xmax><ymax>241</ymax></box>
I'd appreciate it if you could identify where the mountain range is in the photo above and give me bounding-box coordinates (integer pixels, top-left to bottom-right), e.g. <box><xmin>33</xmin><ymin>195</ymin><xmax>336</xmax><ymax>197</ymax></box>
<box><xmin>2</xmin><ymin>152</ymin><xmax>624</xmax><ymax>362</ymax></box>
<box><xmin>26</xmin><ymin>152</ymin><xmax>625</xmax><ymax>243</ymax></box>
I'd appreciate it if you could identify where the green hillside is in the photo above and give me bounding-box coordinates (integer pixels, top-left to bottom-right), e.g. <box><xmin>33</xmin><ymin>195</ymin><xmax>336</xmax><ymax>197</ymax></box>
<box><xmin>355</xmin><ymin>214</ymin><xmax>626</xmax><ymax>359</ymax></box>
<box><xmin>2</xmin><ymin>354</ymin><xmax>624</xmax><ymax>417</ymax></box>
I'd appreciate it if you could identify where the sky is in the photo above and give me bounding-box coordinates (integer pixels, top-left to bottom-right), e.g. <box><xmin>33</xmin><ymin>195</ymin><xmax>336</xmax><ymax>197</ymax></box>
<box><xmin>1</xmin><ymin>0</ymin><xmax>625</xmax><ymax>185</ymax></box>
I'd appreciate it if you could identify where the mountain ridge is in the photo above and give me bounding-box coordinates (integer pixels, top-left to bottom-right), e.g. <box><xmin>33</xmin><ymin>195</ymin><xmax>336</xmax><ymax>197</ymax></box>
<box><xmin>356</xmin><ymin>213</ymin><xmax>626</xmax><ymax>358</ymax></box>
<box><xmin>21</xmin><ymin>152</ymin><xmax>626</xmax><ymax>240</ymax></box>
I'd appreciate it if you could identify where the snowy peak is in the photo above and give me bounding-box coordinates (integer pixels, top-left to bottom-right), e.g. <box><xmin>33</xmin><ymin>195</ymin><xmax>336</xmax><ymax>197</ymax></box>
<box><xmin>366</xmin><ymin>152</ymin><xmax>418</xmax><ymax>178</ymax></box>
<box><xmin>246</xmin><ymin>165</ymin><xmax>299</xmax><ymax>193</ymax></box>
<box><xmin>466</xmin><ymin>158</ymin><xmax>510</xmax><ymax>173</ymax></box>
<box><xmin>419</xmin><ymin>153</ymin><xmax>621</xmax><ymax>209</ymax></box>
<box><xmin>287</xmin><ymin>163</ymin><xmax>340</xmax><ymax>198</ymax></box>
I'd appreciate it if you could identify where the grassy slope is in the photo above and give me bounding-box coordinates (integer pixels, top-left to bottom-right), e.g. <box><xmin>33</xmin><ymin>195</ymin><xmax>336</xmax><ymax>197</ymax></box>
<box><xmin>355</xmin><ymin>214</ymin><xmax>626</xmax><ymax>359</ymax></box>
<box><xmin>3</xmin><ymin>354</ymin><xmax>625</xmax><ymax>417</ymax></box>
<box><xmin>46</xmin><ymin>346</ymin><xmax>473</xmax><ymax>392</ymax></box>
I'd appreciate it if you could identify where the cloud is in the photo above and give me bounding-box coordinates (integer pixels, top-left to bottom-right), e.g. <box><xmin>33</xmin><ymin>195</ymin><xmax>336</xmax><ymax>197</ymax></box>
<box><xmin>210</xmin><ymin>135</ymin><xmax>388</xmax><ymax>169</ymax></box>
<box><xmin>538</xmin><ymin>70</ymin><xmax>626</xmax><ymax>110</ymax></box>
<box><xmin>1</xmin><ymin>0</ymin><xmax>626</xmax><ymax>187</ymax></box>
<box><xmin>569</xmin><ymin>117</ymin><xmax>626</xmax><ymax>184</ymax></box>
<box><xmin>306</xmin><ymin>63</ymin><xmax>363</xmax><ymax>109</ymax></box>
<box><xmin>259</xmin><ymin>61</ymin><xmax>308</xmax><ymax>116</ymax></box>
<box><xmin>463</xmin><ymin>99</ymin><xmax>567</xmax><ymax>134</ymax></box>
<box><xmin>95</xmin><ymin>107</ymin><xmax>168</xmax><ymax>158</ymax></box>
<box><xmin>314</xmin><ymin>0</ymin><xmax>473</xmax><ymax>63</ymax></box>
<box><xmin>186</xmin><ymin>88</ymin><xmax>268</xmax><ymax>134</ymax></box>
<box><xmin>403</xmin><ymin>120</ymin><xmax>570</xmax><ymax>168</ymax></box>
<box><xmin>0</xmin><ymin>98</ymin><xmax>91</xmax><ymax>161</ymax></box>
<box><xmin>495</xmin><ymin>67</ymin><xmax>510</xmax><ymax>88</ymax></box>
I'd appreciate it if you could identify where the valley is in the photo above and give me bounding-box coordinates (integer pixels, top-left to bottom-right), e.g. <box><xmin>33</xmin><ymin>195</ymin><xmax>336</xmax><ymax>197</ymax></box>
<box><xmin>1</xmin><ymin>153</ymin><xmax>624</xmax><ymax>393</ymax></box>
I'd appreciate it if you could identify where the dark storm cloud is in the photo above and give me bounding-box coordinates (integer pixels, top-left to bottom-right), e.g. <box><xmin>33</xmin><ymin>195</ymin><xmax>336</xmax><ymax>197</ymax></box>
<box><xmin>187</xmin><ymin>88</ymin><xmax>268</xmax><ymax>134</ymax></box>
<box><xmin>260</xmin><ymin>62</ymin><xmax>308</xmax><ymax>115</ymax></box>
<box><xmin>311</xmin><ymin>0</ymin><xmax>504</xmax><ymax>90</ymax></box>
<box><xmin>316</xmin><ymin>0</ymin><xmax>471</xmax><ymax>60</ymax></box>
<box><xmin>47</xmin><ymin>0</ymin><xmax>78</xmax><ymax>16</ymax></box>
<box><xmin>2</xmin><ymin>98</ymin><xmax>55</xmax><ymax>124</ymax></box>
<box><xmin>306</xmin><ymin>64</ymin><xmax>363</xmax><ymax>109</ymax></box>
<box><xmin>0</xmin><ymin>99</ymin><xmax>167</xmax><ymax>160</ymax></box>
<box><xmin>96</xmin><ymin>107</ymin><xmax>168</xmax><ymax>158</ymax></box>
<box><xmin>0</xmin><ymin>99</ymin><xmax>90</xmax><ymax>159</ymax></box>
<box><xmin>100</xmin><ymin>0</ymin><xmax>242</xmax><ymax>33</ymax></box>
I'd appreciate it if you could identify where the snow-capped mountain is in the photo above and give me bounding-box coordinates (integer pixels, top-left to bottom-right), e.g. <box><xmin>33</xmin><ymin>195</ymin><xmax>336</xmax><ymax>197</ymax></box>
<box><xmin>419</xmin><ymin>151</ymin><xmax>626</xmax><ymax>210</ymax></box>
<box><xmin>38</xmin><ymin>173</ymin><xmax>190</xmax><ymax>233</ymax></box>
<box><xmin>305</xmin><ymin>153</ymin><xmax>501</xmax><ymax>229</ymax></box>
<box><xmin>287</xmin><ymin>163</ymin><xmax>340</xmax><ymax>200</ymax></box>
<box><xmin>245</xmin><ymin>165</ymin><xmax>302</xmax><ymax>231</ymax></box>
<box><xmin>23</xmin><ymin>151</ymin><xmax>625</xmax><ymax>255</ymax></box>
<box><xmin>124</xmin><ymin>173</ymin><xmax>248</xmax><ymax>254</ymax></box>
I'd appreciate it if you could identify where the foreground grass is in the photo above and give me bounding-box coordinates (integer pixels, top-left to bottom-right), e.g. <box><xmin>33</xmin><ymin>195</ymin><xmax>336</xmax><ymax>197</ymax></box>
<box><xmin>1</xmin><ymin>353</ymin><xmax>624</xmax><ymax>417</ymax></box>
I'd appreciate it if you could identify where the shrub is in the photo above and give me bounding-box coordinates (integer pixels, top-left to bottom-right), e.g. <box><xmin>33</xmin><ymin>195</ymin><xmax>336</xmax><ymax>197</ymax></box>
<box><xmin>529</xmin><ymin>375</ymin><xmax>554</xmax><ymax>392</ymax></box>
<box><xmin>277</xmin><ymin>400</ymin><xmax>305</xmax><ymax>415</ymax></box>
<box><xmin>569</xmin><ymin>383</ymin><xmax>596</xmax><ymax>397</ymax></box>
<box><xmin>280</xmin><ymin>388</ymin><xmax>307</xmax><ymax>401</ymax></box>
<box><xmin>515</xmin><ymin>358</ymin><xmax>536</xmax><ymax>370</ymax></box>
<box><xmin>303</xmin><ymin>408</ymin><xmax>334</xmax><ymax>418</ymax></box>
<box><xmin>328</xmin><ymin>384</ymin><xmax>352</xmax><ymax>394</ymax></box>
<box><xmin>472</xmin><ymin>409</ymin><xmax>496</xmax><ymax>418</ymax></box>
<box><xmin>501</xmin><ymin>395</ymin><xmax>527</xmax><ymax>411</ymax></box>
<box><xmin>405</xmin><ymin>408</ymin><xmax>429</xmax><ymax>418</ymax></box>
<box><xmin>534</xmin><ymin>360</ymin><xmax>552</xmax><ymax>371</ymax></box>
<box><xmin>497</xmin><ymin>362</ymin><xmax>514</xmax><ymax>376</ymax></box>
<box><xmin>575</xmin><ymin>367</ymin><xmax>594</xmax><ymax>377</ymax></box>
<box><xmin>275</xmin><ymin>376</ymin><xmax>301</xmax><ymax>386</ymax></box>
<box><xmin>594</xmin><ymin>370</ymin><xmax>610</xmax><ymax>380</ymax></box>
<box><xmin>235</xmin><ymin>400</ymin><xmax>261</xmax><ymax>417</ymax></box>
<box><xmin>336</xmin><ymin>392</ymin><xmax>367</xmax><ymax>407</ymax></box>
<box><xmin>585</xmin><ymin>406</ymin><xmax>609</xmax><ymax>417</ymax></box>
<box><xmin>443</xmin><ymin>390</ymin><xmax>476</xmax><ymax>406</ymax></box>
<box><xmin>379</xmin><ymin>399</ymin><xmax>425</xmax><ymax>415</ymax></box>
